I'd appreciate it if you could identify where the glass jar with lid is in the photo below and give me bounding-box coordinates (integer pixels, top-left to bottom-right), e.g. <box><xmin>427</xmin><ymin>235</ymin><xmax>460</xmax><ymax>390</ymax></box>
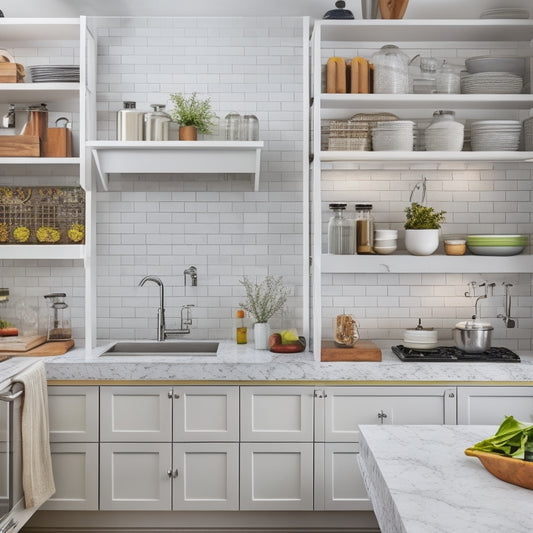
<box><xmin>436</xmin><ymin>61</ymin><xmax>461</xmax><ymax>94</ymax></box>
<box><xmin>372</xmin><ymin>44</ymin><xmax>409</xmax><ymax>94</ymax></box>
<box><xmin>225</xmin><ymin>112</ymin><xmax>242</xmax><ymax>141</ymax></box>
<box><xmin>144</xmin><ymin>104</ymin><xmax>171</xmax><ymax>141</ymax></box>
<box><xmin>328</xmin><ymin>203</ymin><xmax>355</xmax><ymax>255</ymax></box>
<box><xmin>242</xmin><ymin>114</ymin><xmax>259</xmax><ymax>141</ymax></box>
<box><xmin>424</xmin><ymin>110</ymin><xmax>464</xmax><ymax>151</ymax></box>
<box><xmin>412</xmin><ymin>56</ymin><xmax>438</xmax><ymax>94</ymax></box>
<box><xmin>355</xmin><ymin>204</ymin><xmax>374</xmax><ymax>254</ymax></box>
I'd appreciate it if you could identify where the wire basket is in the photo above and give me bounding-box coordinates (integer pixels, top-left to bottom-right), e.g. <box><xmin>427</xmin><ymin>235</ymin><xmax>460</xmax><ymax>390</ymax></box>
<box><xmin>0</xmin><ymin>186</ymin><xmax>85</xmax><ymax>245</ymax></box>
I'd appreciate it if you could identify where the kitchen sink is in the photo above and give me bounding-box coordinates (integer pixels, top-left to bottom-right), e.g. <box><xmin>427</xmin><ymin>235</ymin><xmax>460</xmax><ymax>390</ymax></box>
<box><xmin>100</xmin><ymin>340</ymin><xmax>219</xmax><ymax>357</ymax></box>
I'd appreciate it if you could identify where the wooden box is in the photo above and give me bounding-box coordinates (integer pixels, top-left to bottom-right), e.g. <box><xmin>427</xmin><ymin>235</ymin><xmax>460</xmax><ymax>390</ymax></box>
<box><xmin>321</xmin><ymin>340</ymin><xmax>382</xmax><ymax>362</ymax></box>
<box><xmin>0</xmin><ymin>135</ymin><xmax>40</xmax><ymax>157</ymax></box>
<box><xmin>43</xmin><ymin>127</ymin><xmax>72</xmax><ymax>157</ymax></box>
<box><xmin>0</xmin><ymin>63</ymin><xmax>24</xmax><ymax>83</ymax></box>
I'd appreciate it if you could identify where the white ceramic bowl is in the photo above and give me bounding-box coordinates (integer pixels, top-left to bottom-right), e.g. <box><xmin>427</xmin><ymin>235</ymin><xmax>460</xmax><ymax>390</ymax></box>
<box><xmin>465</xmin><ymin>56</ymin><xmax>526</xmax><ymax>77</ymax></box>
<box><xmin>374</xmin><ymin>229</ymin><xmax>398</xmax><ymax>239</ymax></box>
<box><xmin>373</xmin><ymin>238</ymin><xmax>397</xmax><ymax>247</ymax></box>
<box><xmin>374</xmin><ymin>245</ymin><xmax>397</xmax><ymax>255</ymax></box>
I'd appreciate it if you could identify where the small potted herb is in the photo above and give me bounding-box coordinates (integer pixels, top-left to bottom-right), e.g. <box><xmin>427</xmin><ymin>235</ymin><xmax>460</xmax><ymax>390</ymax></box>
<box><xmin>168</xmin><ymin>92</ymin><xmax>217</xmax><ymax>140</ymax></box>
<box><xmin>404</xmin><ymin>202</ymin><xmax>446</xmax><ymax>255</ymax></box>
<box><xmin>239</xmin><ymin>275</ymin><xmax>291</xmax><ymax>350</ymax></box>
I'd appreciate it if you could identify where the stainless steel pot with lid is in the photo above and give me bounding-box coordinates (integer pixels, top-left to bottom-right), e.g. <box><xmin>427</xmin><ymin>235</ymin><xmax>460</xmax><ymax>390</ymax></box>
<box><xmin>453</xmin><ymin>319</ymin><xmax>493</xmax><ymax>353</ymax></box>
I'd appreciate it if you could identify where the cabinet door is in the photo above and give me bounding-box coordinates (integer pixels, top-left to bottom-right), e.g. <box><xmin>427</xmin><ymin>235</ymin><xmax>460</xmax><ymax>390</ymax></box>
<box><xmin>458</xmin><ymin>386</ymin><xmax>533</xmax><ymax>424</ymax></box>
<box><xmin>42</xmin><ymin>443</ymin><xmax>98</xmax><ymax>511</ymax></box>
<box><xmin>323</xmin><ymin>386</ymin><xmax>457</xmax><ymax>442</ymax></box>
<box><xmin>172</xmin><ymin>443</ymin><xmax>239</xmax><ymax>510</ymax></box>
<box><xmin>48</xmin><ymin>386</ymin><xmax>99</xmax><ymax>442</ymax></box>
<box><xmin>315</xmin><ymin>443</ymin><xmax>372</xmax><ymax>512</ymax></box>
<box><xmin>173</xmin><ymin>386</ymin><xmax>239</xmax><ymax>442</ymax></box>
<box><xmin>240</xmin><ymin>386</ymin><xmax>314</xmax><ymax>442</ymax></box>
<box><xmin>100</xmin><ymin>442</ymin><xmax>171</xmax><ymax>510</ymax></box>
<box><xmin>240</xmin><ymin>442</ymin><xmax>313</xmax><ymax>510</ymax></box>
<box><xmin>100</xmin><ymin>386</ymin><xmax>172</xmax><ymax>442</ymax></box>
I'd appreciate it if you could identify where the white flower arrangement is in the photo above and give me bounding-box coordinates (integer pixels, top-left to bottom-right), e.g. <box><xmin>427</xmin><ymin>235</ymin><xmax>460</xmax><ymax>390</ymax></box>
<box><xmin>239</xmin><ymin>275</ymin><xmax>290</xmax><ymax>324</ymax></box>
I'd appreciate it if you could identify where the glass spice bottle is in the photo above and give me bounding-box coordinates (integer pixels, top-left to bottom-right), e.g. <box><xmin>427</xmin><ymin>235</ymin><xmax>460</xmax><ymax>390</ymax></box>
<box><xmin>355</xmin><ymin>204</ymin><xmax>374</xmax><ymax>254</ymax></box>
<box><xmin>328</xmin><ymin>203</ymin><xmax>355</xmax><ymax>255</ymax></box>
<box><xmin>236</xmin><ymin>309</ymin><xmax>248</xmax><ymax>344</ymax></box>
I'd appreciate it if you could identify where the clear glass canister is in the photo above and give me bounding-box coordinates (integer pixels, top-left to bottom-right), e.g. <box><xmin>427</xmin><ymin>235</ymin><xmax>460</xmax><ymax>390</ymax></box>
<box><xmin>372</xmin><ymin>44</ymin><xmax>409</xmax><ymax>94</ymax></box>
<box><xmin>355</xmin><ymin>204</ymin><xmax>374</xmax><ymax>254</ymax></box>
<box><xmin>242</xmin><ymin>114</ymin><xmax>259</xmax><ymax>141</ymax></box>
<box><xmin>412</xmin><ymin>56</ymin><xmax>438</xmax><ymax>94</ymax></box>
<box><xmin>328</xmin><ymin>203</ymin><xmax>355</xmax><ymax>255</ymax></box>
<box><xmin>424</xmin><ymin>110</ymin><xmax>464</xmax><ymax>151</ymax></box>
<box><xmin>436</xmin><ymin>61</ymin><xmax>461</xmax><ymax>94</ymax></box>
<box><xmin>144</xmin><ymin>104</ymin><xmax>171</xmax><ymax>141</ymax></box>
<box><xmin>117</xmin><ymin>101</ymin><xmax>143</xmax><ymax>141</ymax></box>
<box><xmin>225</xmin><ymin>112</ymin><xmax>242</xmax><ymax>141</ymax></box>
<box><xmin>334</xmin><ymin>314</ymin><xmax>360</xmax><ymax>347</ymax></box>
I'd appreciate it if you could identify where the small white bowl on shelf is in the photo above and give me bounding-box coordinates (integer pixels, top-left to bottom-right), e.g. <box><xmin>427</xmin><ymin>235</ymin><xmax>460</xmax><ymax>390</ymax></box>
<box><xmin>374</xmin><ymin>244</ymin><xmax>397</xmax><ymax>255</ymax></box>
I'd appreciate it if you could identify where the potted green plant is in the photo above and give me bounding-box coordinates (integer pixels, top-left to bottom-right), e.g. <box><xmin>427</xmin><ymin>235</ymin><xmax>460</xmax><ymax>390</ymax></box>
<box><xmin>404</xmin><ymin>202</ymin><xmax>446</xmax><ymax>255</ymax></box>
<box><xmin>239</xmin><ymin>275</ymin><xmax>291</xmax><ymax>350</ymax></box>
<box><xmin>168</xmin><ymin>92</ymin><xmax>217</xmax><ymax>140</ymax></box>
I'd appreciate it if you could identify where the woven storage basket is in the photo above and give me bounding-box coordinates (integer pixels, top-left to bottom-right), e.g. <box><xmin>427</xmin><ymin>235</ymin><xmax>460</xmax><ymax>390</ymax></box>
<box><xmin>0</xmin><ymin>186</ymin><xmax>85</xmax><ymax>245</ymax></box>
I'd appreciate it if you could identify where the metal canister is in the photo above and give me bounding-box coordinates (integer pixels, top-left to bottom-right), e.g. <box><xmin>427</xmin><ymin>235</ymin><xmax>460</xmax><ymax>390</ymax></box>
<box><xmin>117</xmin><ymin>101</ymin><xmax>143</xmax><ymax>141</ymax></box>
<box><xmin>144</xmin><ymin>104</ymin><xmax>171</xmax><ymax>141</ymax></box>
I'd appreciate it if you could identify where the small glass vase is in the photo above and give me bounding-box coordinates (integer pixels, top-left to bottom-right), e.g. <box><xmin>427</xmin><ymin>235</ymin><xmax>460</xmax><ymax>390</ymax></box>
<box><xmin>254</xmin><ymin>322</ymin><xmax>271</xmax><ymax>350</ymax></box>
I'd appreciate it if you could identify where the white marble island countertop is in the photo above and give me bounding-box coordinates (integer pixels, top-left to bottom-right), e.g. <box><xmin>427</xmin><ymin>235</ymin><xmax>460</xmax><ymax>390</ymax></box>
<box><xmin>35</xmin><ymin>340</ymin><xmax>533</xmax><ymax>383</ymax></box>
<box><xmin>358</xmin><ymin>424</ymin><xmax>532</xmax><ymax>533</ymax></box>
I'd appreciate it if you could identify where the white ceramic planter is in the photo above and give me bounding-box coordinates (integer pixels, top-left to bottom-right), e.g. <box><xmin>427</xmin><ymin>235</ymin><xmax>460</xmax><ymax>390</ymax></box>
<box><xmin>405</xmin><ymin>229</ymin><xmax>440</xmax><ymax>256</ymax></box>
<box><xmin>254</xmin><ymin>322</ymin><xmax>271</xmax><ymax>350</ymax></box>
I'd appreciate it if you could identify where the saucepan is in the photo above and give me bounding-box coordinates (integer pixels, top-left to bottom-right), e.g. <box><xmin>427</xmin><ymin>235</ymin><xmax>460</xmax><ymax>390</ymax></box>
<box><xmin>453</xmin><ymin>320</ymin><xmax>493</xmax><ymax>353</ymax></box>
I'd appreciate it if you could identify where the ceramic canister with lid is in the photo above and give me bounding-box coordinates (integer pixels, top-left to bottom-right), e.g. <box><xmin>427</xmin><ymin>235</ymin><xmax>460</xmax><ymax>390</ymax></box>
<box><xmin>424</xmin><ymin>110</ymin><xmax>464</xmax><ymax>151</ymax></box>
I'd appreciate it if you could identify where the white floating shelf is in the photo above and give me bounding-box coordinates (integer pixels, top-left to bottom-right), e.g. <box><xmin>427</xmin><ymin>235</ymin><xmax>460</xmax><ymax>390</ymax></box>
<box><xmin>0</xmin><ymin>157</ymin><xmax>80</xmax><ymax>165</ymax></box>
<box><xmin>0</xmin><ymin>18</ymin><xmax>80</xmax><ymax>41</ymax></box>
<box><xmin>320</xmin><ymin>151</ymin><xmax>533</xmax><ymax>163</ymax></box>
<box><xmin>322</xmin><ymin>253</ymin><xmax>533</xmax><ymax>274</ymax></box>
<box><xmin>319</xmin><ymin>19</ymin><xmax>533</xmax><ymax>42</ymax></box>
<box><xmin>87</xmin><ymin>140</ymin><xmax>264</xmax><ymax>192</ymax></box>
<box><xmin>0</xmin><ymin>83</ymin><xmax>80</xmax><ymax>108</ymax></box>
<box><xmin>0</xmin><ymin>245</ymin><xmax>84</xmax><ymax>260</ymax></box>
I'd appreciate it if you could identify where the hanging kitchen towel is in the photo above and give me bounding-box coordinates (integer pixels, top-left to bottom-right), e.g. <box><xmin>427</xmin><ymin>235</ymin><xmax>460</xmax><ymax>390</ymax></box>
<box><xmin>16</xmin><ymin>361</ymin><xmax>56</xmax><ymax>508</ymax></box>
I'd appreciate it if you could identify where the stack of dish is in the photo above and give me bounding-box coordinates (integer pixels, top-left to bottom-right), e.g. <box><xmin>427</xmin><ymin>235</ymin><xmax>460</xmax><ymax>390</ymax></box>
<box><xmin>470</xmin><ymin>120</ymin><xmax>521</xmax><ymax>151</ymax></box>
<box><xmin>403</xmin><ymin>325</ymin><xmax>438</xmax><ymax>350</ymax></box>
<box><xmin>461</xmin><ymin>72</ymin><xmax>523</xmax><ymax>94</ymax></box>
<box><xmin>524</xmin><ymin>117</ymin><xmax>533</xmax><ymax>151</ymax></box>
<box><xmin>480</xmin><ymin>8</ymin><xmax>529</xmax><ymax>19</ymax></box>
<box><xmin>28</xmin><ymin>65</ymin><xmax>80</xmax><ymax>83</ymax></box>
<box><xmin>374</xmin><ymin>228</ymin><xmax>398</xmax><ymax>254</ymax></box>
<box><xmin>465</xmin><ymin>56</ymin><xmax>526</xmax><ymax>78</ymax></box>
<box><xmin>371</xmin><ymin>120</ymin><xmax>414</xmax><ymax>151</ymax></box>
<box><xmin>466</xmin><ymin>234</ymin><xmax>528</xmax><ymax>256</ymax></box>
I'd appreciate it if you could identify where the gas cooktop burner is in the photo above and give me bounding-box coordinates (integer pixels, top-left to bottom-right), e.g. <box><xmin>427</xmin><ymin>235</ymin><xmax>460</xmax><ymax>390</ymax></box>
<box><xmin>392</xmin><ymin>345</ymin><xmax>521</xmax><ymax>363</ymax></box>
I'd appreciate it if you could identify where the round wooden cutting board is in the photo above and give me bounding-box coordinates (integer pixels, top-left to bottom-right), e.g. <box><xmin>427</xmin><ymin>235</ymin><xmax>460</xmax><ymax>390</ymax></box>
<box><xmin>379</xmin><ymin>0</ymin><xmax>409</xmax><ymax>19</ymax></box>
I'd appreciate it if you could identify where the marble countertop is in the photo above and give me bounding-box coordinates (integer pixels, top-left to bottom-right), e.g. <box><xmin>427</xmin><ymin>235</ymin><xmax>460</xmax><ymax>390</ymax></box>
<box><xmin>358</xmin><ymin>424</ymin><xmax>532</xmax><ymax>533</ymax></box>
<box><xmin>33</xmin><ymin>340</ymin><xmax>533</xmax><ymax>383</ymax></box>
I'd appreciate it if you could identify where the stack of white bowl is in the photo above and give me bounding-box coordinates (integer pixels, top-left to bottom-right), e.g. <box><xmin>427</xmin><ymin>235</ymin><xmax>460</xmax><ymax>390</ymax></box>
<box><xmin>371</xmin><ymin>121</ymin><xmax>414</xmax><ymax>151</ymax></box>
<box><xmin>403</xmin><ymin>327</ymin><xmax>438</xmax><ymax>350</ymax></box>
<box><xmin>374</xmin><ymin>229</ymin><xmax>398</xmax><ymax>254</ymax></box>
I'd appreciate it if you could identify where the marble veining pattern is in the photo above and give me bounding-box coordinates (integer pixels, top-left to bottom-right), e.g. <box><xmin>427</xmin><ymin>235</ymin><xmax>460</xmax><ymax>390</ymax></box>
<box><xmin>359</xmin><ymin>425</ymin><xmax>533</xmax><ymax>533</ymax></box>
<box><xmin>40</xmin><ymin>341</ymin><xmax>533</xmax><ymax>382</ymax></box>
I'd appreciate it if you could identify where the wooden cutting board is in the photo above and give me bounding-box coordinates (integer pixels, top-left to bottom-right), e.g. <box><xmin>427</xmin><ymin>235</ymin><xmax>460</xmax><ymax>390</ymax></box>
<box><xmin>321</xmin><ymin>340</ymin><xmax>382</xmax><ymax>362</ymax></box>
<box><xmin>0</xmin><ymin>334</ymin><xmax>47</xmax><ymax>352</ymax></box>
<box><xmin>2</xmin><ymin>339</ymin><xmax>75</xmax><ymax>357</ymax></box>
<box><xmin>379</xmin><ymin>0</ymin><xmax>409</xmax><ymax>19</ymax></box>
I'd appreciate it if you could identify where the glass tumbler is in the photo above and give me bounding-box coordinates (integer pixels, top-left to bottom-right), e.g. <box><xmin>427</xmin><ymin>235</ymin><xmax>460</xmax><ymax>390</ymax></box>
<box><xmin>225</xmin><ymin>112</ymin><xmax>242</xmax><ymax>140</ymax></box>
<box><xmin>242</xmin><ymin>114</ymin><xmax>259</xmax><ymax>141</ymax></box>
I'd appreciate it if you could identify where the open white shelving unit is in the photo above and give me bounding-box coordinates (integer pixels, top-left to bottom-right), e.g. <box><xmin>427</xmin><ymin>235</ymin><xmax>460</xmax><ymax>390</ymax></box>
<box><xmin>310</xmin><ymin>19</ymin><xmax>533</xmax><ymax>356</ymax></box>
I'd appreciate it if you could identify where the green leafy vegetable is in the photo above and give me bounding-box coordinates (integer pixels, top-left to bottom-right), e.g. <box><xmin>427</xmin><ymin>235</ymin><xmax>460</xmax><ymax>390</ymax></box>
<box><xmin>0</xmin><ymin>319</ymin><xmax>14</xmax><ymax>329</ymax></box>
<box><xmin>471</xmin><ymin>415</ymin><xmax>533</xmax><ymax>461</ymax></box>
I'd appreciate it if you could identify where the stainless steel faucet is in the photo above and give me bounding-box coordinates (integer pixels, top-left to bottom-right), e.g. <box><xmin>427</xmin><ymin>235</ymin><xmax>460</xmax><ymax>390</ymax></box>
<box><xmin>184</xmin><ymin>266</ymin><xmax>198</xmax><ymax>286</ymax></box>
<box><xmin>138</xmin><ymin>275</ymin><xmax>193</xmax><ymax>341</ymax></box>
<box><xmin>497</xmin><ymin>282</ymin><xmax>516</xmax><ymax>328</ymax></box>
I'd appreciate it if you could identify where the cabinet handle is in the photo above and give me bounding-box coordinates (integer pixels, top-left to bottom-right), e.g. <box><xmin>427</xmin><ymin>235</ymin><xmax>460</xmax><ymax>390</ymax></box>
<box><xmin>167</xmin><ymin>468</ymin><xmax>173</xmax><ymax>478</ymax></box>
<box><xmin>174</xmin><ymin>468</ymin><xmax>179</xmax><ymax>478</ymax></box>
<box><xmin>167</xmin><ymin>391</ymin><xmax>173</xmax><ymax>399</ymax></box>
<box><xmin>448</xmin><ymin>392</ymin><xmax>455</xmax><ymax>398</ymax></box>
<box><xmin>377</xmin><ymin>410</ymin><xmax>388</xmax><ymax>422</ymax></box>
<box><xmin>174</xmin><ymin>393</ymin><xmax>180</xmax><ymax>399</ymax></box>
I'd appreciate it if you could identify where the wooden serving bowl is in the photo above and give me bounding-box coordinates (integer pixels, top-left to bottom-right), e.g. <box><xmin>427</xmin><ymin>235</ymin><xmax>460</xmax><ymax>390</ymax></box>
<box><xmin>465</xmin><ymin>448</ymin><xmax>533</xmax><ymax>490</ymax></box>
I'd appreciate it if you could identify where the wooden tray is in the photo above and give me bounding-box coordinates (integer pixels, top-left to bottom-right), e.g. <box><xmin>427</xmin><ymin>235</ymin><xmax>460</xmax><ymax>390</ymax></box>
<box><xmin>321</xmin><ymin>340</ymin><xmax>382</xmax><ymax>362</ymax></box>
<box><xmin>0</xmin><ymin>135</ymin><xmax>40</xmax><ymax>157</ymax></box>
<box><xmin>0</xmin><ymin>334</ymin><xmax>47</xmax><ymax>352</ymax></box>
<box><xmin>7</xmin><ymin>339</ymin><xmax>74</xmax><ymax>357</ymax></box>
<box><xmin>0</xmin><ymin>62</ymin><xmax>25</xmax><ymax>83</ymax></box>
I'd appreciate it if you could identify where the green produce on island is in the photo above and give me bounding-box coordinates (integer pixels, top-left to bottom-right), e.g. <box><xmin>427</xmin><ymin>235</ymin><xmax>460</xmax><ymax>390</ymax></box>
<box><xmin>471</xmin><ymin>415</ymin><xmax>533</xmax><ymax>461</ymax></box>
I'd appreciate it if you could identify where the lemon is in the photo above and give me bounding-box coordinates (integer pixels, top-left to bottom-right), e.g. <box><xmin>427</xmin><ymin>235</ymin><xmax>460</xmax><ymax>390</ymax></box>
<box><xmin>280</xmin><ymin>329</ymin><xmax>299</xmax><ymax>344</ymax></box>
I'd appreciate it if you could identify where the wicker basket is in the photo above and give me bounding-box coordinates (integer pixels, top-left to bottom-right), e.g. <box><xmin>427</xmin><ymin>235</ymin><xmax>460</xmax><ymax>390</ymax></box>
<box><xmin>0</xmin><ymin>186</ymin><xmax>85</xmax><ymax>245</ymax></box>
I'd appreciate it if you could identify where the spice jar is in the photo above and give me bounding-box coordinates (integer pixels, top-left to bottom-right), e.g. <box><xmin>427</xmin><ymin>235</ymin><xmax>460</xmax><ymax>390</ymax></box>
<box><xmin>117</xmin><ymin>101</ymin><xmax>143</xmax><ymax>141</ymax></box>
<box><xmin>328</xmin><ymin>203</ymin><xmax>355</xmax><ymax>255</ymax></box>
<box><xmin>144</xmin><ymin>104</ymin><xmax>171</xmax><ymax>141</ymax></box>
<box><xmin>355</xmin><ymin>204</ymin><xmax>374</xmax><ymax>254</ymax></box>
<box><xmin>372</xmin><ymin>44</ymin><xmax>409</xmax><ymax>94</ymax></box>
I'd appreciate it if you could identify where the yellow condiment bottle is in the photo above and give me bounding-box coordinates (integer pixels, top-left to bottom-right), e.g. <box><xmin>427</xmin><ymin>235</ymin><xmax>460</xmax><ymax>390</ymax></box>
<box><xmin>236</xmin><ymin>309</ymin><xmax>247</xmax><ymax>344</ymax></box>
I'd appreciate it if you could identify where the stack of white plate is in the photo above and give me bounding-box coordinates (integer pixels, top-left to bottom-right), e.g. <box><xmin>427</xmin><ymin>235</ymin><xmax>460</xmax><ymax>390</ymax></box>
<box><xmin>524</xmin><ymin>117</ymin><xmax>533</xmax><ymax>151</ymax></box>
<box><xmin>403</xmin><ymin>327</ymin><xmax>438</xmax><ymax>350</ymax></box>
<box><xmin>374</xmin><ymin>228</ymin><xmax>398</xmax><ymax>254</ymax></box>
<box><xmin>461</xmin><ymin>72</ymin><xmax>523</xmax><ymax>94</ymax></box>
<box><xmin>465</xmin><ymin>56</ymin><xmax>526</xmax><ymax>78</ymax></box>
<box><xmin>480</xmin><ymin>8</ymin><xmax>529</xmax><ymax>19</ymax></box>
<box><xmin>470</xmin><ymin>120</ymin><xmax>521</xmax><ymax>151</ymax></box>
<box><xmin>28</xmin><ymin>65</ymin><xmax>80</xmax><ymax>83</ymax></box>
<box><xmin>371</xmin><ymin>120</ymin><xmax>414</xmax><ymax>151</ymax></box>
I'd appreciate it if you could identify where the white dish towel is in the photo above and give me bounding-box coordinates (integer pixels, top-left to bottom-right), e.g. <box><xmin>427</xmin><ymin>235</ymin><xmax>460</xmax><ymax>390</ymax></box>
<box><xmin>16</xmin><ymin>361</ymin><xmax>56</xmax><ymax>508</ymax></box>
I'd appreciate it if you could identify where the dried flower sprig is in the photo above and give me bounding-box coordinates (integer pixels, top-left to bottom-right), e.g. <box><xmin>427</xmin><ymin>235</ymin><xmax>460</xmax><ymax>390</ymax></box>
<box><xmin>239</xmin><ymin>276</ymin><xmax>291</xmax><ymax>324</ymax></box>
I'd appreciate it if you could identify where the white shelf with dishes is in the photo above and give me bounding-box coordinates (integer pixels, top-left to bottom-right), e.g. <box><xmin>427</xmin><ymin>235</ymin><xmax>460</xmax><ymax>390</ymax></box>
<box><xmin>87</xmin><ymin>140</ymin><xmax>264</xmax><ymax>192</ymax></box>
<box><xmin>310</xmin><ymin>19</ymin><xmax>533</xmax><ymax>356</ymax></box>
<box><xmin>0</xmin><ymin>83</ymin><xmax>80</xmax><ymax>110</ymax></box>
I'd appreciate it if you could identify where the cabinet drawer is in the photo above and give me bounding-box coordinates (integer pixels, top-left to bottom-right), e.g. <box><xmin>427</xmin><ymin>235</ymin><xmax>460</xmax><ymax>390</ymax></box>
<box><xmin>100</xmin><ymin>386</ymin><xmax>172</xmax><ymax>442</ymax></box>
<box><xmin>173</xmin><ymin>386</ymin><xmax>239</xmax><ymax>442</ymax></box>
<box><xmin>322</xmin><ymin>386</ymin><xmax>456</xmax><ymax>442</ymax></box>
<box><xmin>240</xmin><ymin>386</ymin><xmax>314</xmax><ymax>442</ymax></box>
<box><xmin>48</xmin><ymin>386</ymin><xmax>99</xmax><ymax>442</ymax></box>
<box><xmin>43</xmin><ymin>442</ymin><xmax>98</xmax><ymax>511</ymax></box>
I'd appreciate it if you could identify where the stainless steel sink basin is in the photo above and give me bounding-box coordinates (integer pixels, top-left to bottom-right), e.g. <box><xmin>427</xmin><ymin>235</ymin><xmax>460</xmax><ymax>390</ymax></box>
<box><xmin>100</xmin><ymin>341</ymin><xmax>219</xmax><ymax>357</ymax></box>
